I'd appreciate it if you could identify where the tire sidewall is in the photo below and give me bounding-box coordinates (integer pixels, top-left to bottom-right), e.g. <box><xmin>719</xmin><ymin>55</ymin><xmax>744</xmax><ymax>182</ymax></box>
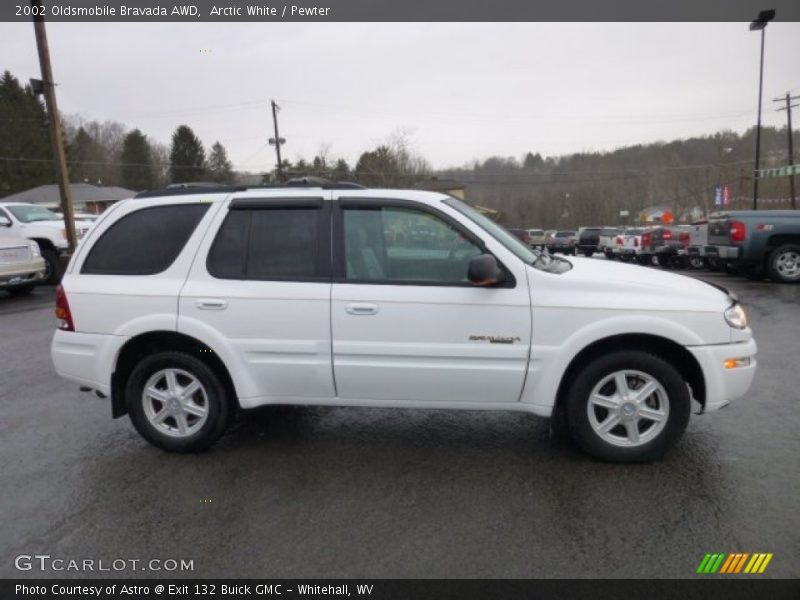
<box><xmin>565</xmin><ymin>351</ymin><xmax>691</xmax><ymax>462</ymax></box>
<box><xmin>768</xmin><ymin>244</ymin><xmax>800</xmax><ymax>284</ymax></box>
<box><xmin>41</xmin><ymin>248</ymin><xmax>62</xmax><ymax>285</ymax></box>
<box><xmin>126</xmin><ymin>352</ymin><xmax>230</xmax><ymax>452</ymax></box>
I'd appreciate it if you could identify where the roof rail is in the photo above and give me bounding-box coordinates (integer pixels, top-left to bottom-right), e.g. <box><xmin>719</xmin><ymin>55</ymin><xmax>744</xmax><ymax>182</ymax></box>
<box><xmin>134</xmin><ymin>178</ymin><xmax>366</xmax><ymax>199</ymax></box>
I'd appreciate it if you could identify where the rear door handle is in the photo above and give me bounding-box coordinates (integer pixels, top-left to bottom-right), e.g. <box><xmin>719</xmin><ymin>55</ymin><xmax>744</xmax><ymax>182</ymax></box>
<box><xmin>345</xmin><ymin>303</ymin><xmax>379</xmax><ymax>316</ymax></box>
<box><xmin>195</xmin><ymin>298</ymin><xmax>228</xmax><ymax>310</ymax></box>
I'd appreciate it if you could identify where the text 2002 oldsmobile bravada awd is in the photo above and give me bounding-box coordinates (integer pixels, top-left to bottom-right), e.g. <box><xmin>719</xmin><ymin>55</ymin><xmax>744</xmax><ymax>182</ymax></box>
<box><xmin>51</xmin><ymin>182</ymin><xmax>757</xmax><ymax>462</ymax></box>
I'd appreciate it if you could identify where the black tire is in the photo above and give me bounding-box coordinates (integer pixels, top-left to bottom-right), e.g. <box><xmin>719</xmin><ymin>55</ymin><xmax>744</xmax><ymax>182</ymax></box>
<box><xmin>636</xmin><ymin>255</ymin><xmax>650</xmax><ymax>266</ymax></box>
<box><xmin>723</xmin><ymin>263</ymin><xmax>738</xmax><ymax>277</ymax></box>
<box><xmin>766</xmin><ymin>244</ymin><xmax>800</xmax><ymax>284</ymax></box>
<box><xmin>582</xmin><ymin>250</ymin><xmax>594</xmax><ymax>257</ymax></box>
<box><xmin>565</xmin><ymin>350</ymin><xmax>691</xmax><ymax>463</ymax></box>
<box><xmin>126</xmin><ymin>351</ymin><xmax>232</xmax><ymax>452</ymax></box>
<box><xmin>688</xmin><ymin>256</ymin><xmax>705</xmax><ymax>270</ymax></box>
<box><xmin>41</xmin><ymin>248</ymin><xmax>62</xmax><ymax>285</ymax></box>
<box><xmin>704</xmin><ymin>257</ymin><xmax>721</xmax><ymax>272</ymax></box>
<box><xmin>619</xmin><ymin>254</ymin><xmax>631</xmax><ymax>263</ymax></box>
<box><xmin>650</xmin><ymin>254</ymin><xmax>660</xmax><ymax>267</ymax></box>
<box><xmin>7</xmin><ymin>285</ymin><xmax>35</xmax><ymax>296</ymax></box>
<box><xmin>604</xmin><ymin>249</ymin><xmax>614</xmax><ymax>259</ymax></box>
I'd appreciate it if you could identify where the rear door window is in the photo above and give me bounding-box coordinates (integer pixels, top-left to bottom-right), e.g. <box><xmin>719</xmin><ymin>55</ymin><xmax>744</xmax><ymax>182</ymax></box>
<box><xmin>207</xmin><ymin>202</ymin><xmax>329</xmax><ymax>280</ymax></box>
<box><xmin>81</xmin><ymin>204</ymin><xmax>209</xmax><ymax>275</ymax></box>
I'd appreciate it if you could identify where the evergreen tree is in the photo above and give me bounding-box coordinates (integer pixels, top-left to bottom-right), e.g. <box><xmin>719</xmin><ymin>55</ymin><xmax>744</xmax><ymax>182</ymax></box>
<box><xmin>0</xmin><ymin>70</ymin><xmax>53</xmax><ymax>195</ymax></box>
<box><xmin>332</xmin><ymin>158</ymin><xmax>351</xmax><ymax>181</ymax></box>
<box><xmin>120</xmin><ymin>129</ymin><xmax>155</xmax><ymax>191</ymax></box>
<box><xmin>68</xmin><ymin>127</ymin><xmax>106</xmax><ymax>184</ymax></box>
<box><xmin>169</xmin><ymin>125</ymin><xmax>206</xmax><ymax>183</ymax></box>
<box><xmin>207</xmin><ymin>141</ymin><xmax>234</xmax><ymax>183</ymax></box>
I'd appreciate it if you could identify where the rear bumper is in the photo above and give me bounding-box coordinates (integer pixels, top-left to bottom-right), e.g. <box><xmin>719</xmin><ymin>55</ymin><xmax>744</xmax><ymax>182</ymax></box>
<box><xmin>705</xmin><ymin>245</ymin><xmax>741</xmax><ymax>260</ymax></box>
<box><xmin>51</xmin><ymin>330</ymin><xmax>129</xmax><ymax>396</ymax></box>
<box><xmin>687</xmin><ymin>338</ymin><xmax>757</xmax><ymax>412</ymax></box>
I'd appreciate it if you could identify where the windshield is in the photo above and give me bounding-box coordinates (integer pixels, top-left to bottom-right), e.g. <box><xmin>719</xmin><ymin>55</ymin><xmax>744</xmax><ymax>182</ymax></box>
<box><xmin>7</xmin><ymin>205</ymin><xmax>61</xmax><ymax>223</ymax></box>
<box><xmin>443</xmin><ymin>198</ymin><xmax>571</xmax><ymax>273</ymax></box>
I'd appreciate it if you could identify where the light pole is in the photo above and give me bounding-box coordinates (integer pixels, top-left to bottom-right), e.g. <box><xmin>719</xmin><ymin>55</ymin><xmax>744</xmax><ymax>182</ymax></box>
<box><xmin>749</xmin><ymin>9</ymin><xmax>775</xmax><ymax>210</ymax></box>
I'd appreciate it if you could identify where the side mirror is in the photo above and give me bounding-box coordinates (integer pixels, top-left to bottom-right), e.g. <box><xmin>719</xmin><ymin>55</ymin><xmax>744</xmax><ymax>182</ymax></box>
<box><xmin>0</xmin><ymin>216</ymin><xmax>11</xmax><ymax>227</ymax></box>
<box><xmin>468</xmin><ymin>254</ymin><xmax>504</xmax><ymax>286</ymax></box>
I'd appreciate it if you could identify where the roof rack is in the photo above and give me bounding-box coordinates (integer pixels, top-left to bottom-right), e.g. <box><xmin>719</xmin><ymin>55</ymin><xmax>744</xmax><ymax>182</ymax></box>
<box><xmin>134</xmin><ymin>177</ymin><xmax>366</xmax><ymax>199</ymax></box>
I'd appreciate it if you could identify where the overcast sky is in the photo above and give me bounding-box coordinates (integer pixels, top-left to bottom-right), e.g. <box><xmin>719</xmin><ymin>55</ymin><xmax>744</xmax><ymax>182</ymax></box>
<box><xmin>1</xmin><ymin>22</ymin><xmax>799</xmax><ymax>171</ymax></box>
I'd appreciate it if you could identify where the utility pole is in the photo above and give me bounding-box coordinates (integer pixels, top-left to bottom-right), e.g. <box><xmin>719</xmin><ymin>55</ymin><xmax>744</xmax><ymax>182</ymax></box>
<box><xmin>269</xmin><ymin>100</ymin><xmax>286</xmax><ymax>182</ymax></box>
<box><xmin>749</xmin><ymin>9</ymin><xmax>775</xmax><ymax>210</ymax></box>
<box><xmin>774</xmin><ymin>92</ymin><xmax>799</xmax><ymax>209</ymax></box>
<box><xmin>30</xmin><ymin>0</ymin><xmax>77</xmax><ymax>251</ymax></box>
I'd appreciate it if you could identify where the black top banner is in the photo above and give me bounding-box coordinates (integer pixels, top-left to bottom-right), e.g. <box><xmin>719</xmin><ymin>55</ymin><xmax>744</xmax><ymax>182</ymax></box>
<box><xmin>2</xmin><ymin>0</ymin><xmax>800</xmax><ymax>22</ymax></box>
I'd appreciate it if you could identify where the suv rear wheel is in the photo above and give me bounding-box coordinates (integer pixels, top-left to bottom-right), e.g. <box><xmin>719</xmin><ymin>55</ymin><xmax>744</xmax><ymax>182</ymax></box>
<box><xmin>126</xmin><ymin>351</ymin><xmax>232</xmax><ymax>452</ymax></box>
<box><xmin>767</xmin><ymin>244</ymin><xmax>800</xmax><ymax>283</ymax></box>
<box><xmin>565</xmin><ymin>350</ymin><xmax>690</xmax><ymax>462</ymax></box>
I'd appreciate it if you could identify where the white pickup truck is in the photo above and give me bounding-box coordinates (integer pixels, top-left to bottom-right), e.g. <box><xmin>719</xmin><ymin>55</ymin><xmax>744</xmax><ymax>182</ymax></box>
<box><xmin>50</xmin><ymin>183</ymin><xmax>757</xmax><ymax>462</ymax></box>
<box><xmin>0</xmin><ymin>202</ymin><xmax>92</xmax><ymax>283</ymax></box>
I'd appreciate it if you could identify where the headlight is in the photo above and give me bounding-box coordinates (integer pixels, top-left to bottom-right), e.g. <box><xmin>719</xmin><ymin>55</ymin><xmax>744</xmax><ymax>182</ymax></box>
<box><xmin>29</xmin><ymin>241</ymin><xmax>41</xmax><ymax>258</ymax></box>
<box><xmin>724</xmin><ymin>303</ymin><xmax>748</xmax><ymax>329</ymax></box>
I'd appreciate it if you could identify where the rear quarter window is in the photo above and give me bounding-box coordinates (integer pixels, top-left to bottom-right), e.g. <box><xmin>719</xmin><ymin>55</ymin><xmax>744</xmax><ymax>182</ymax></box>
<box><xmin>81</xmin><ymin>204</ymin><xmax>209</xmax><ymax>275</ymax></box>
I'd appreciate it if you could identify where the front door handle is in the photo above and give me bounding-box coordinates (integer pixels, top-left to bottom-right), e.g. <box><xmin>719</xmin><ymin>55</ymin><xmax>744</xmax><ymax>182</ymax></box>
<box><xmin>345</xmin><ymin>303</ymin><xmax>379</xmax><ymax>316</ymax></box>
<box><xmin>196</xmin><ymin>298</ymin><xmax>228</xmax><ymax>310</ymax></box>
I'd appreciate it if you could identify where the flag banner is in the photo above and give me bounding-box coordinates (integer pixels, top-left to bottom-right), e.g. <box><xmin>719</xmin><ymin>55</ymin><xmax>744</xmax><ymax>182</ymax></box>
<box><xmin>756</xmin><ymin>164</ymin><xmax>800</xmax><ymax>178</ymax></box>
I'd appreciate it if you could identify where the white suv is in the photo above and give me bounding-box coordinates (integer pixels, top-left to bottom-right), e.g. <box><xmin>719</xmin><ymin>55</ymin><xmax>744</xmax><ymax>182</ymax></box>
<box><xmin>50</xmin><ymin>183</ymin><xmax>757</xmax><ymax>462</ymax></box>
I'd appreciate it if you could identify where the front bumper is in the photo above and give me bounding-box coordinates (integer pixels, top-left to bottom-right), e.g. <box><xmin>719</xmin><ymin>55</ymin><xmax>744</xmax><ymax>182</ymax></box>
<box><xmin>0</xmin><ymin>259</ymin><xmax>46</xmax><ymax>288</ymax></box>
<box><xmin>687</xmin><ymin>338</ymin><xmax>757</xmax><ymax>412</ymax></box>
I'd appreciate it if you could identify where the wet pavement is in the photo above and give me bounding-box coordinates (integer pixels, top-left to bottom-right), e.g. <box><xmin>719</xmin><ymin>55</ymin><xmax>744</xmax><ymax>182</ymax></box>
<box><xmin>0</xmin><ymin>275</ymin><xmax>798</xmax><ymax>579</ymax></box>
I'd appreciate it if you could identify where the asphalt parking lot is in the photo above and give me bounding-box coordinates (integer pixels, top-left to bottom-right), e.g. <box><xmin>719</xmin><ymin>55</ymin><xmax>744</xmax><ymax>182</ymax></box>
<box><xmin>1</xmin><ymin>272</ymin><xmax>798</xmax><ymax>579</ymax></box>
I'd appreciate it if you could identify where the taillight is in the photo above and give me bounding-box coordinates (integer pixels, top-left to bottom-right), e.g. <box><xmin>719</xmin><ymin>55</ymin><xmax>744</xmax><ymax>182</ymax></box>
<box><xmin>55</xmin><ymin>284</ymin><xmax>75</xmax><ymax>332</ymax></box>
<box><xmin>729</xmin><ymin>220</ymin><xmax>746</xmax><ymax>242</ymax></box>
<box><xmin>634</xmin><ymin>237</ymin><xmax>639</xmax><ymax>247</ymax></box>
<box><xmin>663</xmin><ymin>229</ymin><xmax>672</xmax><ymax>241</ymax></box>
<box><xmin>679</xmin><ymin>231</ymin><xmax>690</xmax><ymax>247</ymax></box>
<box><xmin>616</xmin><ymin>236</ymin><xmax>623</xmax><ymax>245</ymax></box>
<box><xmin>642</xmin><ymin>233</ymin><xmax>651</xmax><ymax>247</ymax></box>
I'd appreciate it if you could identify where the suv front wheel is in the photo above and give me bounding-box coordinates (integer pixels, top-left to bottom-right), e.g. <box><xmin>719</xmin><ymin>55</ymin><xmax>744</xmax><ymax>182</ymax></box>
<box><xmin>565</xmin><ymin>350</ymin><xmax>690</xmax><ymax>462</ymax></box>
<box><xmin>126</xmin><ymin>351</ymin><xmax>232</xmax><ymax>452</ymax></box>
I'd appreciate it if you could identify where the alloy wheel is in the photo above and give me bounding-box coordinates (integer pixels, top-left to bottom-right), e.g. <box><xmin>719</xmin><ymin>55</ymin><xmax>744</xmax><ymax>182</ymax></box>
<box><xmin>142</xmin><ymin>368</ymin><xmax>209</xmax><ymax>438</ymax></box>
<box><xmin>587</xmin><ymin>369</ymin><xmax>670</xmax><ymax>447</ymax></box>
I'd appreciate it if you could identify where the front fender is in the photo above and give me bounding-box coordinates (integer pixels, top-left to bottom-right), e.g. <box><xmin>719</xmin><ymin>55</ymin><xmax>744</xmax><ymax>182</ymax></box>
<box><xmin>521</xmin><ymin>312</ymin><xmax>710</xmax><ymax>413</ymax></box>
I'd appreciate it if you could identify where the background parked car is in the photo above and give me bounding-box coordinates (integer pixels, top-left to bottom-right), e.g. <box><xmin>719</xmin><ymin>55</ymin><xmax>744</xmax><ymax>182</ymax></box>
<box><xmin>526</xmin><ymin>228</ymin><xmax>546</xmax><ymax>248</ymax></box>
<box><xmin>0</xmin><ymin>202</ymin><xmax>92</xmax><ymax>284</ymax></box>
<box><xmin>650</xmin><ymin>224</ymin><xmax>692</xmax><ymax>269</ymax></box>
<box><xmin>686</xmin><ymin>219</ymin><xmax>714</xmax><ymax>270</ymax></box>
<box><xmin>0</xmin><ymin>233</ymin><xmax>46</xmax><ymax>296</ymax></box>
<box><xmin>507</xmin><ymin>228</ymin><xmax>533</xmax><ymax>247</ymax></box>
<box><xmin>598</xmin><ymin>227</ymin><xmax>623</xmax><ymax>259</ymax></box>
<box><xmin>614</xmin><ymin>227</ymin><xmax>646</xmax><ymax>263</ymax></box>
<box><xmin>576</xmin><ymin>226</ymin><xmax>602</xmax><ymax>256</ymax></box>
<box><xmin>546</xmin><ymin>230</ymin><xmax>577</xmax><ymax>254</ymax></box>
<box><xmin>706</xmin><ymin>210</ymin><xmax>800</xmax><ymax>283</ymax></box>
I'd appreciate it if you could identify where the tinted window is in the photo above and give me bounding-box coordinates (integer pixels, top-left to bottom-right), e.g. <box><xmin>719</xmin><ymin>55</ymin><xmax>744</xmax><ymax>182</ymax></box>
<box><xmin>343</xmin><ymin>206</ymin><xmax>481</xmax><ymax>283</ymax></box>
<box><xmin>555</xmin><ymin>231</ymin><xmax>574</xmax><ymax>237</ymax></box>
<box><xmin>82</xmin><ymin>204</ymin><xmax>209</xmax><ymax>275</ymax></box>
<box><xmin>208</xmin><ymin>207</ymin><xmax>322</xmax><ymax>280</ymax></box>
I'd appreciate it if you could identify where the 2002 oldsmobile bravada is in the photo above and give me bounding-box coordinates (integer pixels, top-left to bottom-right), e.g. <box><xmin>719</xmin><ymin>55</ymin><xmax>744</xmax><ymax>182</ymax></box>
<box><xmin>50</xmin><ymin>181</ymin><xmax>757</xmax><ymax>462</ymax></box>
